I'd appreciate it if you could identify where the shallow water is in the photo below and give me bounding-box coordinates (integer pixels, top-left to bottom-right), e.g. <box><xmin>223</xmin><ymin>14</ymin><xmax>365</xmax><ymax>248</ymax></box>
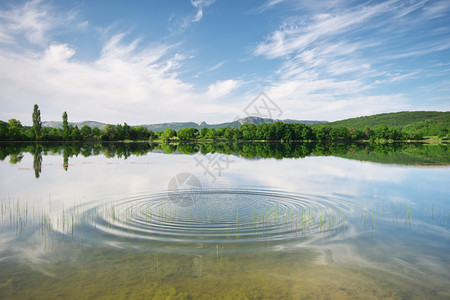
<box><xmin>0</xmin><ymin>143</ymin><xmax>449</xmax><ymax>299</ymax></box>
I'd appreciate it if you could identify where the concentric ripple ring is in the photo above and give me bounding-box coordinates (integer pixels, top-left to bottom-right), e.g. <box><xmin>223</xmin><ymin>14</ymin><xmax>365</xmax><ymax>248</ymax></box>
<box><xmin>68</xmin><ymin>189</ymin><xmax>352</xmax><ymax>247</ymax></box>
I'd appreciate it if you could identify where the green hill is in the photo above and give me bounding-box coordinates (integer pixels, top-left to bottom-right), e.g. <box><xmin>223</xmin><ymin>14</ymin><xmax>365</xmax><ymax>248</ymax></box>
<box><xmin>314</xmin><ymin>111</ymin><xmax>449</xmax><ymax>138</ymax></box>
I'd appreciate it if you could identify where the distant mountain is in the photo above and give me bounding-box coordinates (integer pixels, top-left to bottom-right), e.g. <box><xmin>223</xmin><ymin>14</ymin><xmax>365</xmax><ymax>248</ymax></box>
<box><xmin>43</xmin><ymin>117</ymin><xmax>326</xmax><ymax>132</ymax></box>
<box><xmin>142</xmin><ymin>117</ymin><xmax>325</xmax><ymax>131</ymax></box>
<box><xmin>42</xmin><ymin>121</ymin><xmax>107</xmax><ymax>129</ymax></box>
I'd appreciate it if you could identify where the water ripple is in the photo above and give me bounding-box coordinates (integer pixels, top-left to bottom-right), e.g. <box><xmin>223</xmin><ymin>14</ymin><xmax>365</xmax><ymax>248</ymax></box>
<box><xmin>69</xmin><ymin>188</ymin><xmax>352</xmax><ymax>247</ymax></box>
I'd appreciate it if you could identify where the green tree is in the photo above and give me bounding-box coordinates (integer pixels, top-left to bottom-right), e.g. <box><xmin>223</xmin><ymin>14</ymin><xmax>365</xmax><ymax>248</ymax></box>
<box><xmin>92</xmin><ymin>127</ymin><xmax>102</xmax><ymax>139</ymax></box>
<box><xmin>177</xmin><ymin>128</ymin><xmax>186</xmax><ymax>140</ymax></box>
<box><xmin>161</xmin><ymin>128</ymin><xmax>176</xmax><ymax>140</ymax></box>
<box><xmin>116</xmin><ymin>123</ymin><xmax>132</xmax><ymax>140</ymax></box>
<box><xmin>8</xmin><ymin>119</ymin><xmax>24</xmax><ymax>140</ymax></box>
<box><xmin>200</xmin><ymin>127</ymin><xmax>209</xmax><ymax>138</ymax></box>
<box><xmin>177</xmin><ymin>128</ymin><xmax>199</xmax><ymax>140</ymax></box>
<box><xmin>223</xmin><ymin>127</ymin><xmax>235</xmax><ymax>140</ymax></box>
<box><xmin>299</xmin><ymin>124</ymin><xmax>313</xmax><ymax>140</ymax></box>
<box><xmin>330</xmin><ymin>127</ymin><xmax>351</xmax><ymax>140</ymax></box>
<box><xmin>62</xmin><ymin>111</ymin><xmax>70</xmax><ymax>140</ymax></box>
<box><xmin>240</xmin><ymin>124</ymin><xmax>256</xmax><ymax>140</ymax></box>
<box><xmin>131</xmin><ymin>126</ymin><xmax>150</xmax><ymax>140</ymax></box>
<box><xmin>273</xmin><ymin>122</ymin><xmax>284</xmax><ymax>140</ymax></box>
<box><xmin>101</xmin><ymin>124</ymin><xmax>117</xmax><ymax>141</ymax></box>
<box><xmin>282</xmin><ymin>123</ymin><xmax>294</xmax><ymax>141</ymax></box>
<box><xmin>205</xmin><ymin>128</ymin><xmax>218</xmax><ymax>140</ymax></box>
<box><xmin>0</xmin><ymin>121</ymin><xmax>8</xmax><ymax>140</ymax></box>
<box><xmin>363</xmin><ymin>126</ymin><xmax>372</xmax><ymax>140</ymax></box>
<box><xmin>374</xmin><ymin>124</ymin><xmax>389</xmax><ymax>140</ymax></box>
<box><xmin>32</xmin><ymin>104</ymin><xmax>42</xmax><ymax>140</ymax></box>
<box><xmin>313</xmin><ymin>126</ymin><xmax>331</xmax><ymax>140</ymax></box>
<box><xmin>70</xmin><ymin>125</ymin><xmax>82</xmax><ymax>140</ymax></box>
<box><xmin>46</xmin><ymin>128</ymin><xmax>62</xmax><ymax>141</ymax></box>
<box><xmin>348</xmin><ymin>128</ymin><xmax>361</xmax><ymax>140</ymax></box>
<box><xmin>80</xmin><ymin>125</ymin><xmax>93</xmax><ymax>140</ymax></box>
<box><xmin>233</xmin><ymin>129</ymin><xmax>243</xmax><ymax>140</ymax></box>
<box><xmin>262</xmin><ymin>124</ymin><xmax>276</xmax><ymax>140</ymax></box>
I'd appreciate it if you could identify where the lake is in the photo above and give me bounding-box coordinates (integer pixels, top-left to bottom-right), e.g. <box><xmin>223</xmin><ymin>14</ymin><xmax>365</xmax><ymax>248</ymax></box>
<box><xmin>0</xmin><ymin>142</ymin><xmax>449</xmax><ymax>299</ymax></box>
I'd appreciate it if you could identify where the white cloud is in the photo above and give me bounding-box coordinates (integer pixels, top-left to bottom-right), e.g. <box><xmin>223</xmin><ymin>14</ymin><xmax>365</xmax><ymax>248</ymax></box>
<box><xmin>191</xmin><ymin>0</ymin><xmax>215</xmax><ymax>22</ymax></box>
<box><xmin>206</xmin><ymin>79</ymin><xmax>240</xmax><ymax>99</ymax></box>
<box><xmin>0</xmin><ymin>0</ymin><xmax>86</xmax><ymax>46</ymax></box>
<box><xmin>11</xmin><ymin>0</ymin><xmax>53</xmax><ymax>44</ymax></box>
<box><xmin>0</xmin><ymin>39</ymin><xmax>199</xmax><ymax>124</ymax></box>
<box><xmin>43</xmin><ymin>44</ymin><xmax>76</xmax><ymax>63</ymax></box>
<box><xmin>167</xmin><ymin>0</ymin><xmax>215</xmax><ymax>36</ymax></box>
<box><xmin>422</xmin><ymin>1</ymin><xmax>450</xmax><ymax>19</ymax></box>
<box><xmin>208</xmin><ymin>60</ymin><xmax>227</xmax><ymax>72</ymax></box>
<box><xmin>265</xmin><ymin>90</ymin><xmax>408</xmax><ymax>121</ymax></box>
<box><xmin>248</xmin><ymin>0</ymin><xmax>450</xmax><ymax>120</ymax></box>
<box><xmin>256</xmin><ymin>0</ymin><xmax>285</xmax><ymax>13</ymax></box>
<box><xmin>395</xmin><ymin>0</ymin><xmax>427</xmax><ymax>18</ymax></box>
<box><xmin>384</xmin><ymin>40</ymin><xmax>450</xmax><ymax>60</ymax></box>
<box><xmin>254</xmin><ymin>1</ymin><xmax>397</xmax><ymax>59</ymax></box>
<box><xmin>0</xmin><ymin>0</ymin><xmax>250</xmax><ymax>124</ymax></box>
<box><xmin>0</xmin><ymin>0</ymin><xmax>447</xmax><ymax>125</ymax></box>
<box><xmin>0</xmin><ymin>2</ymin><xmax>242</xmax><ymax>124</ymax></box>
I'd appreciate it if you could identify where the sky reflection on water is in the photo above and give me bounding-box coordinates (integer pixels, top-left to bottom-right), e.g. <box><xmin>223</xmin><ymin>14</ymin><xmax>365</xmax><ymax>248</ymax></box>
<box><xmin>0</xmin><ymin>144</ymin><xmax>449</xmax><ymax>299</ymax></box>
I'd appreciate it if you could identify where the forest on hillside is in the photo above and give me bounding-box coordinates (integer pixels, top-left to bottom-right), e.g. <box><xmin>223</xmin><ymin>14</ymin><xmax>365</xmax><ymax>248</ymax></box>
<box><xmin>317</xmin><ymin>111</ymin><xmax>449</xmax><ymax>138</ymax></box>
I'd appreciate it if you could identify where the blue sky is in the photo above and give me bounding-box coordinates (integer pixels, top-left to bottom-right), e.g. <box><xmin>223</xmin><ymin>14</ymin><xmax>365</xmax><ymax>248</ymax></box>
<box><xmin>0</xmin><ymin>0</ymin><xmax>449</xmax><ymax>125</ymax></box>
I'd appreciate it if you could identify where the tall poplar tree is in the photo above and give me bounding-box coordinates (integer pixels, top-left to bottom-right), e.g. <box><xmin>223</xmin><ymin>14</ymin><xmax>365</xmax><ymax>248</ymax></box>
<box><xmin>32</xmin><ymin>104</ymin><xmax>42</xmax><ymax>140</ymax></box>
<box><xmin>62</xmin><ymin>111</ymin><xmax>69</xmax><ymax>140</ymax></box>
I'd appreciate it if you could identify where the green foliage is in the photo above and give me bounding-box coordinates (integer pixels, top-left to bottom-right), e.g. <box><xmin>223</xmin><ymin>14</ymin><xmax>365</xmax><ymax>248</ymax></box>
<box><xmin>62</xmin><ymin>111</ymin><xmax>69</xmax><ymax>140</ymax></box>
<box><xmin>330</xmin><ymin>127</ymin><xmax>351</xmax><ymax>141</ymax></box>
<box><xmin>161</xmin><ymin>128</ymin><xmax>177</xmax><ymax>140</ymax></box>
<box><xmin>92</xmin><ymin>127</ymin><xmax>101</xmax><ymax>140</ymax></box>
<box><xmin>1</xmin><ymin>107</ymin><xmax>447</xmax><ymax>142</ymax></box>
<box><xmin>205</xmin><ymin>128</ymin><xmax>218</xmax><ymax>140</ymax></box>
<box><xmin>200</xmin><ymin>127</ymin><xmax>209</xmax><ymax>138</ymax></box>
<box><xmin>177</xmin><ymin>128</ymin><xmax>199</xmax><ymax>140</ymax></box>
<box><xmin>223</xmin><ymin>127</ymin><xmax>236</xmax><ymax>140</ymax></box>
<box><xmin>101</xmin><ymin>124</ymin><xmax>117</xmax><ymax>141</ymax></box>
<box><xmin>131</xmin><ymin>126</ymin><xmax>152</xmax><ymax>140</ymax></box>
<box><xmin>0</xmin><ymin>120</ymin><xmax>9</xmax><ymax>140</ymax></box>
<box><xmin>241</xmin><ymin>124</ymin><xmax>256</xmax><ymax>140</ymax></box>
<box><xmin>70</xmin><ymin>125</ymin><xmax>82</xmax><ymax>141</ymax></box>
<box><xmin>115</xmin><ymin>123</ymin><xmax>130</xmax><ymax>140</ymax></box>
<box><xmin>316</xmin><ymin>111</ymin><xmax>449</xmax><ymax>139</ymax></box>
<box><xmin>32</xmin><ymin>104</ymin><xmax>42</xmax><ymax>140</ymax></box>
<box><xmin>8</xmin><ymin>119</ymin><xmax>24</xmax><ymax>140</ymax></box>
<box><xmin>80</xmin><ymin>125</ymin><xmax>93</xmax><ymax>140</ymax></box>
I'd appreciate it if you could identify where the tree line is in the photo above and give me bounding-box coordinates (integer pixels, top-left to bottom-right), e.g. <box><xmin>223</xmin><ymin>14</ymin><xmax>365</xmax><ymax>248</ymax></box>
<box><xmin>0</xmin><ymin>105</ymin><xmax>157</xmax><ymax>141</ymax></box>
<box><xmin>140</xmin><ymin>121</ymin><xmax>421</xmax><ymax>141</ymax></box>
<box><xmin>0</xmin><ymin>104</ymin><xmax>433</xmax><ymax>142</ymax></box>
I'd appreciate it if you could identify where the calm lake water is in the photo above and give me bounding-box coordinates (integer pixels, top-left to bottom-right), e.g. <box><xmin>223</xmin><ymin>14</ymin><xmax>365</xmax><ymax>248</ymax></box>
<box><xmin>0</xmin><ymin>142</ymin><xmax>449</xmax><ymax>299</ymax></box>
